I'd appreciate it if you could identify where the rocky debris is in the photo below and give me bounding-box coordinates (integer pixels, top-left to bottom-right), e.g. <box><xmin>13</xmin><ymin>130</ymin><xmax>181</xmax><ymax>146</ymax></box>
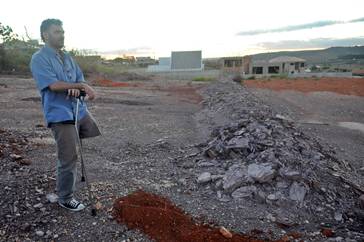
<box><xmin>178</xmin><ymin>81</ymin><xmax>364</xmax><ymax>240</ymax></box>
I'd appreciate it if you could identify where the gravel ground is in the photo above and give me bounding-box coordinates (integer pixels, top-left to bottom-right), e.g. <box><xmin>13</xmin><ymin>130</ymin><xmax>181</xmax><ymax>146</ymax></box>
<box><xmin>0</xmin><ymin>77</ymin><xmax>363</xmax><ymax>242</ymax></box>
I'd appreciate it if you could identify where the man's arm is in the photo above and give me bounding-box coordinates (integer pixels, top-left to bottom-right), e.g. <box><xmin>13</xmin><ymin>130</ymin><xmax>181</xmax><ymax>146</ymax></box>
<box><xmin>49</xmin><ymin>81</ymin><xmax>96</xmax><ymax>100</ymax></box>
<box><xmin>48</xmin><ymin>81</ymin><xmax>84</xmax><ymax>92</ymax></box>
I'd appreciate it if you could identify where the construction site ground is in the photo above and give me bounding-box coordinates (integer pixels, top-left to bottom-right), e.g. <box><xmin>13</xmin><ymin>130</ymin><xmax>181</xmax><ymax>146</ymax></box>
<box><xmin>0</xmin><ymin>76</ymin><xmax>363</xmax><ymax>242</ymax></box>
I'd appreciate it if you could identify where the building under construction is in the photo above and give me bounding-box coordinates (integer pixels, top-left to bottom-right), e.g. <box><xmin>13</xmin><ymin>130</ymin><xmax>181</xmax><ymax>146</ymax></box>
<box><xmin>221</xmin><ymin>55</ymin><xmax>306</xmax><ymax>76</ymax></box>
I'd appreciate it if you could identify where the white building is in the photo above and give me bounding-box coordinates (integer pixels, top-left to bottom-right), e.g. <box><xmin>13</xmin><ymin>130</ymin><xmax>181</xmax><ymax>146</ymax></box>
<box><xmin>148</xmin><ymin>50</ymin><xmax>203</xmax><ymax>72</ymax></box>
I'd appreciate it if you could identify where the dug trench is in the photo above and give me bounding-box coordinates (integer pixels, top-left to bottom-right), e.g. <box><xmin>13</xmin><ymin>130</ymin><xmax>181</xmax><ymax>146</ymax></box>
<box><xmin>0</xmin><ymin>77</ymin><xmax>363</xmax><ymax>241</ymax></box>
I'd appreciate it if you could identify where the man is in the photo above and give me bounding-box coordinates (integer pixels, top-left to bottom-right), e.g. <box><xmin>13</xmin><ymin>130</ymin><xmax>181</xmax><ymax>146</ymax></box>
<box><xmin>30</xmin><ymin>19</ymin><xmax>101</xmax><ymax>211</ymax></box>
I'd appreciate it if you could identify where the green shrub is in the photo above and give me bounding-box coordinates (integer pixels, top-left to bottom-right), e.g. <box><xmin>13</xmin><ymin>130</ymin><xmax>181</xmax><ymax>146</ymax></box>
<box><xmin>192</xmin><ymin>76</ymin><xmax>215</xmax><ymax>82</ymax></box>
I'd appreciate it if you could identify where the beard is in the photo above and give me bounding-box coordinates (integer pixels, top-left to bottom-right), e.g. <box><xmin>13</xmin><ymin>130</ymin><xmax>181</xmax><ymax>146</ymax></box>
<box><xmin>50</xmin><ymin>38</ymin><xmax>64</xmax><ymax>49</ymax></box>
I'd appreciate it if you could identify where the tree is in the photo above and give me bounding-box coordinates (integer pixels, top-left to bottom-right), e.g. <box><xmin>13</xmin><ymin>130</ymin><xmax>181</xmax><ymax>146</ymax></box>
<box><xmin>0</xmin><ymin>22</ymin><xmax>17</xmax><ymax>43</ymax></box>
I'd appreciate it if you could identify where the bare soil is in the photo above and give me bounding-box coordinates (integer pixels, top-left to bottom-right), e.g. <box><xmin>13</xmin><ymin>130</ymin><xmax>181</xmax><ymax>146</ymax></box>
<box><xmin>0</xmin><ymin>76</ymin><xmax>363</xmax><ymax>242</ymax></box>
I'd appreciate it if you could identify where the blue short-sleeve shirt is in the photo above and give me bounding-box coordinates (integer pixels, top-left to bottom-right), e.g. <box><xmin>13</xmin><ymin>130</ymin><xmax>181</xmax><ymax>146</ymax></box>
<box><xmin>30</xmin><ymin>45</ymin><xmax>88</xmax><ymax>127</ymax></box>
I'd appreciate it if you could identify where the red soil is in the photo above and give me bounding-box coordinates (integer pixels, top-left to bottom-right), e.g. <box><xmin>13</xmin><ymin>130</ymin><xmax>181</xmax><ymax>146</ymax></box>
<box><xmin>245</xmin><ymin>77</ymin><xmax>364</xmax><ymax>97</ymax></box>
<box><xmin>92</xmin><ymin>79</ymin><xmax>139</xmax><ymax>88</ymax></box>
<box><xmin>113</xmin><ymin>190</ymin><xmax>289</xmax><ymax>242</ymax></box>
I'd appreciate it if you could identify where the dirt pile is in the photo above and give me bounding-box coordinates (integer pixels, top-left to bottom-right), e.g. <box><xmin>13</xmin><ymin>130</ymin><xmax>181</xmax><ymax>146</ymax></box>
<box><xmin>113</xmin><ymin>190</ymin><xmax>293</xmax><ymax>242</ymax></box>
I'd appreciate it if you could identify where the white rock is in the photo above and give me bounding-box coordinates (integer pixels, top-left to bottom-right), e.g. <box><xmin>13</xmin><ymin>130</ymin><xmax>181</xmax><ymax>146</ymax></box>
<box><xmin>334</xmin><ymin>212</ymin><xmax>343</xmax><ymax>222</ymax></box>
<box><xmin>289</xmin><ymin>182</ymin><xmax>307</xmax><ymax>202</ymax></box>
<box><xmin>197</xmin><ymin>172</ymin><xmax>212</xmax><ymax>184</ymax></box>
<box><xmin>267</xmin><ymin>194</ymin><xmax>278</xmax><ymax>201</ymax></box>
<box><xmin>33</xmin><ymin>203</ymin><xmax>43</xmax><ymax>208</ymax></box>
<box><xmin>46</xmin><ymin>193</ymin><xmax>58</xmax><ymax>203</ymax></box>
<box><xmin>248</xmin><ymin>163</ymin><xmax>276</xmax><ymax>183</ymax></box>
<box><xmin>35</xmin><ymin>230</ymin><xmax>44</xmax><ymax>237</ymax></box>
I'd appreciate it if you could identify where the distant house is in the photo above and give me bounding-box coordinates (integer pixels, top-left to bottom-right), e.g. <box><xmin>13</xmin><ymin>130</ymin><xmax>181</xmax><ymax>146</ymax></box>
<box><xmin>221</xmin><ymin>55</ymin><xmax>306</xmax><ymax>76</ymax></box>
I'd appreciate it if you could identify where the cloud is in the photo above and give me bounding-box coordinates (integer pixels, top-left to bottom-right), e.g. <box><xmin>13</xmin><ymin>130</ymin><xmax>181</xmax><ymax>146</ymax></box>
<box><xmin>258</xmin><ymin>37</ymin><xmax>364</xmax><ymax>50</ymax></box>
<box><xmin>99</xmin><ymin>46</ymin><xmax>153</xmax><ymax>56</ymax></box>
<box><xmin>237</xmin><ymin>17</ymin><xmax>364</xmax><ymax>36</ymax></box>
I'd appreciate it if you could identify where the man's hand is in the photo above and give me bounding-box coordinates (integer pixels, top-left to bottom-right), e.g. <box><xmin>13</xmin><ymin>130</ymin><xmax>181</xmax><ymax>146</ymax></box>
<box><xmin>67</xmin><ymin>89</ymin><xmax>80</xmax><ymax>98</ymax></box>
<box><xmin>82</xmin><ymin>84</ymin><xmax>96</xmax><ymax>100</ymax></box>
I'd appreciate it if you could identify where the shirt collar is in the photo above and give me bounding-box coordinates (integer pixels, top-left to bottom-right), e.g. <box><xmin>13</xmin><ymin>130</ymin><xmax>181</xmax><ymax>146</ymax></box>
<box><xmin>43</xmin><ymin>44</ymin><xmax>66</xmax><ymax>57</ymax></box>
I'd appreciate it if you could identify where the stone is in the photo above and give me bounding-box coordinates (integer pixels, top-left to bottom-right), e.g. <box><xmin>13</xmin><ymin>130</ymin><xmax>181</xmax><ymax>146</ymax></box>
<box><xmin>222</xmin><ymin>165</ymin><xmax>248</xmax><ymax>192</ymax></box>
<box><xmin>219</xmin><ymin>226</ymin><xmax>233</xmax><ymax>238</ymax></box>
<box><xmin>256</xmin><ymin>190</ymin><xmax>267</xmax><ymax>203</ymax></box>
<box><xmin>33</xmin><ymin>203</ymin><xmax>43</xmax><ymax>208</ymax></box>
<box><xmin>197</xmin><ymin>172</ymin><xmax>212</xmax><ymax>184</ymax></box>
<box><xmin>210</xmin><ymin>174</ymin><xmax>224</xmax><ymax>182</ymax></box>
<box><xmin>232</xmin><ymin>185</ymin><xmax>257</xmax><ymax>199</ymax></box>
<box><xmin>267</xmin><ymin>194</ymin><xmax>279</xmax><ymax>201</ymax></box>
<box><xmin>46</xmin><ymin>193</ymin><xmax>58</xmax><ymax>203</ymax></box>
<box><xmin>276</xmin><ymin>180</ymin><xmax>290</xmax><ymax>189</ymax></box>
<box><xmin>35</xmin><ymin>230</ymin><xmax>44</xmax><ymax>237</ymax></box>
<box><xmin>226</xmin><ymin>137</ymin><xmax>250</xmax><ymax>149</ymax></box>
<box><xmin>215</xmin><ymin>180</ymin><xmax>223</xmax><ymax>190</ymax></box>
<box><xmin>10</xmin><ymin>154</ymin><xmax>22</xmax><ymax>160</ymax></box>
<box><xmin>334</xmin><ymin>212</ymin><xmax>343</xmax><ymax>222</ymax></box>
<box><xmin>279</xmin><ymin>168</ymin><xmax>301</xmax><ymax>181</ymax></box>
<box><xmin>359</xmin><ymin>194</ymin><xmax>364</xmax><ymax>209</ymax></box>
<box><xmin>266</xmin><ymin>213</ymin><xmax>276</xmax><ymax>222</ymax></box>
<box><xmin>289</xmin><ymin>182</ymin><xmax>307</xmax><ymax>202</ymax></box>
<box><xmin>248</xmin><ymin>163</ymin><xmax>276</xmax><ymax>183</ymax></box>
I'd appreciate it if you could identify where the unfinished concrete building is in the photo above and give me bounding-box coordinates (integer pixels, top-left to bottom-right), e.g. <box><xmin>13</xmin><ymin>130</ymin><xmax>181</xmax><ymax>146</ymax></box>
<box><xmin>251</xmin><ymin>56</ymin><xmax>306</xmax><ymax>75</ymax></box>
<box><xmin>221</xmin><ymin>56</ymin><xmax>251</xmax><ymax>74</ymax></box>
<box><xmin>221</xmin><ymin>55</ymin><xmax>306</xmax><ymax>76</ymax></box>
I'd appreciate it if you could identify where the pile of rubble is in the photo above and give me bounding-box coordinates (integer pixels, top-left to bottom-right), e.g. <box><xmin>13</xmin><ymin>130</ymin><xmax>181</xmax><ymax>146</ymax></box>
<box><xmin>180</xmin><ymin>80</ymin><xmax>363</xmax><ymax>237</ymax></box>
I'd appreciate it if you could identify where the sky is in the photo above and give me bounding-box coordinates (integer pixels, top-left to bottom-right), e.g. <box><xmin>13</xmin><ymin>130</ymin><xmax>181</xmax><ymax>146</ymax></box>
<box><xmin>2</xmin><ymin>0</ymin><xmax>364</xmax><ymax>58</ymax></box>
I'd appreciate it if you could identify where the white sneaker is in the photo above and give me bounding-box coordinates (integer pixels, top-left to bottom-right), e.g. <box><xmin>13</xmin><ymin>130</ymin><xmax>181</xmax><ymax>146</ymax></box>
<box><xmin>58</xmin><ymin>198</ymin><xmax>85</xmax><ymax>211</ymax></box>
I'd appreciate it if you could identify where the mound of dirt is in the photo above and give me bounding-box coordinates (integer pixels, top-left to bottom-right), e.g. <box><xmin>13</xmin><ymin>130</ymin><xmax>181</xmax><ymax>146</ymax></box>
<box><xmin>113</xmin><ymin>190</ymin><xmax>289</xmax><ymax>242</ymax></box>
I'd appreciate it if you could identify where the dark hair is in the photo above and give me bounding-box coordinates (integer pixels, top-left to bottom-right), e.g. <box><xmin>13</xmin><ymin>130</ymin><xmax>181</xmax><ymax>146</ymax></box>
<box><xmin>40</xmin><ymin>19</ymin><xmax>63</xmax><ymax>42</ymax></box>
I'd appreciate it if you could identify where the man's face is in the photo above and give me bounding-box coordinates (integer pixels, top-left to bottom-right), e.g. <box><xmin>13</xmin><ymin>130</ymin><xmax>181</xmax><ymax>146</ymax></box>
<box><xmin>44</xmin><ymin>24</ymin><xmax>64</xmax><ymax>49</ymax></box>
